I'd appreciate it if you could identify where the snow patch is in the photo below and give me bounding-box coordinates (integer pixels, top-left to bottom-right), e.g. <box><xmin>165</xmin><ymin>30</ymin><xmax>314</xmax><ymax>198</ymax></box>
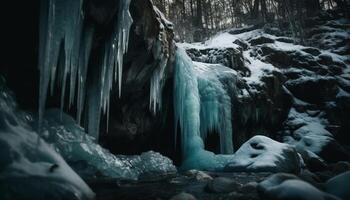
<box><xmin>283</xmin><ymin>108</ymin><xmax>333</xmax><ymax>154</ymax></box>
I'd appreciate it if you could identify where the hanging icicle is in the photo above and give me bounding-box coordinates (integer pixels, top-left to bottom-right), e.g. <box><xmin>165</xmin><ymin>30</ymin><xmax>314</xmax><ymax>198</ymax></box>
<box><xmin>38</xmin><ymin>0</ymin><xmax>133</xmax><ymax>140</ymax></box>
<box><xmin>148</xmin><ymin>6</ymin><xmax>173</xmax><ymax>115</ymax></box>
<box><xmin>38</xmin><ymin>0</ymin><xmax>84</xmax><ymax>133</ymax></box>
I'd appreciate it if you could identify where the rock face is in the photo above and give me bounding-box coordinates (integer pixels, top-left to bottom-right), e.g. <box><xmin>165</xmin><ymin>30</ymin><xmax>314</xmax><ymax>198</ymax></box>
<box><xmin>100</xmin><ymin>0</ymin><xmax>177</xmax><ymax>159</ymax></box>
<box><xmin>225</xmin><ymin>136</ymin><xmax>302</xmax><ymax>173</ymax></box>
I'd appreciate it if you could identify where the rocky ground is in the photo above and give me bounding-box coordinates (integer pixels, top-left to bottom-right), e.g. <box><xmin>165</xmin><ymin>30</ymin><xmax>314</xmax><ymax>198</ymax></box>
<box><xmin>88</xmin><ymin>162</ymin><xmax>350</xmax><ymax>200</ymax></box>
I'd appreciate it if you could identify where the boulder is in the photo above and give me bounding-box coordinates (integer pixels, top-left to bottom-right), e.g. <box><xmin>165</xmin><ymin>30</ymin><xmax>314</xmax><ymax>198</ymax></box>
<box><xmin>233</xmin><ymin>39</ymin><xmax>249</xmax><ymax>50</ymax></box>
<box><xmin>258</xmin><ymin>173</ymin><xmax>340</xmax><ymax>200</ymax></box>
<box><xmin>225</xmin><ymin>136</ymin><xmax>302</xmax><ymax>173</ymax></box>
<box><xmin>249</xmin><ymin>36</ymin><xmax>275</xmax><ymax>46</ymax></box>
<box><xmin>319</xmin><ymin>140</ymin><xmax>350</xmax><ymax>163</ymax></box>
<box><xmin>170</xmin><ymin>192</ymin><xmax>197</xmax><ymax>200</ymax></box>
<box><xmin>306</xmin><ymin>157</ymin><xmax>329</xmax><ymax>172</ymax></box>
<box><xmin>185</xmin><ymin>47</ymin><xmax>249</xmax><ymax>76</ymax></box>
<box><xmin>330</xmin><ymin>162</ymin><xmax>350</xmax><ymax>174</ymax></box>
<box><xmin>286</xmin><ymin>77</ymin><xmax>338</xmax><ymax>105</ymax></box>
<box><xmin>326</xmin><ymin>171</ymin><xmax>350</xmax><ymax>200</ymax></box>
<box><xmin>206</xmin><ymin>177</ymin><xmax>242</xmax><ymax>193</ymax></box>
<box><xmin>0</xmin><ymin>88</ymin><xmax>95</xmax><ymax>200</ymax></box>
<box><xmin>183</xmin><ymin>170</ymin><xmax>213</xmax><ymax>181</ymax></box>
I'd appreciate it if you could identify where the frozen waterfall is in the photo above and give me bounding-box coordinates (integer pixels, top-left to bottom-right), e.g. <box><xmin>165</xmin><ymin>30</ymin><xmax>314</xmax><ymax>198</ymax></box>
<box><xmin>174</xmin><ymin>47</ymin><xmax>235</xmax><ymax>170</ymax></box>
<box><xmin>38</xmin><ymin>0</ymin><xmax>133</xmax><ymax>140</ymax></box>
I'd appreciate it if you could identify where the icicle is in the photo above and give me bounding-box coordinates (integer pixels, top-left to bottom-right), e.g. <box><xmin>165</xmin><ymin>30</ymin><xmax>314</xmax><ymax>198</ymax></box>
<box><xmin>38</xmin><ymin>0</ymin><xmax>83</xmax><ymax>131</ymax></box>
<box><xmin>94</xmin><ymin>0</ymin><xmax>133</xmax><ymax>135</ymax></box>
<box><xmin>77</xmin><ymin>27</ymin><xmax>94</xmax><ymax>124</ymax></box>
<box><xmin>110</xmin><ymin>0</ymin><xmax>133</xmax><ymax>98</ymax></box>
<box><xmin>39</xmin><ymin>0</ymin><xmax>133</xmax><ymax>139</ymax></box>
<box><xmin>148</xmin><ymin>6</ymin><xmax>172</xmax><ymax>115</ymax></box>
<box><xmin>87</xmin><ymin>73</ymin><xmax>102</xmax><ymax>140</ymax></box>
<box><xmin>149</xmin><ymin>40</ymin><xmax>169</xmax><ymax>115</ymax></box>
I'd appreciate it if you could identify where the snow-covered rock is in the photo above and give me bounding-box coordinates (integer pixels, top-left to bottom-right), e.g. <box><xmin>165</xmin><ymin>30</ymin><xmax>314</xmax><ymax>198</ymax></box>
<box><xmin>283</xmin><ymin>108</ymin><xmax>333</xmax><ymax>154</ymax></box>
<box><xmin>0</xmin><ymin>88</ymin><xmax>94</xmax><ymax>200</ymax></box>
<box><xmin>225</xmin><ymin>136</ymin><xmax>302</xmax><ymax>173</ymax></box>
<box><xmin>258</xmin><ymin>173</ymin><xmax>340</xmax><ymax>200</ymax></box>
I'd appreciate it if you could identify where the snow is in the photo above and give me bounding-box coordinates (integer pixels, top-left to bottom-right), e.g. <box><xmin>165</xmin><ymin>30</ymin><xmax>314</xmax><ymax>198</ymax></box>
<box><xmin>0</xmin><ymin>88</ymin><xmax>95</xmax><ymax>200</ymax></box>
<box><xmin>178</xmin><ymin>29</ymin><xmax>278</xmax><ymax>86</ymax></box>
<box><xmin>38</xmin><ymin>0</ymin><xmax>133</xmax><ymax>140</ymax></box>
<box><xmin>153</xmin><ymin>6</ymin><xmax>174</xmax><ymax>29</ymax></box>
<box><xmin>336</xmin><ymin>87</ymin><xmax>350</xmax><ymax>98</ymax></box>
<box><xmin>243</xmin><ymin>50</ymin><xmax>276</xmax><ymax>85</ymax></box>
<box><xmin>225</xmin><ymin>135</ymin><xmax>301</xmax><ymax>173</ymax></box>
<box><xmin>283</xmin><ymin>108</ymin><xmax>333</xmax><ymax>154</ymax></box>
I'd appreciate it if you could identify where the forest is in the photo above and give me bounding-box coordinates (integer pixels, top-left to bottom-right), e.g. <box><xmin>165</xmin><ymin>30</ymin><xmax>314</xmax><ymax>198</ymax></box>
<box><xmin>0</xmin><ymin>0</ymin><xmax>349</xmax><ymax>199</ymax></box>
<box><xmin>153</xmin><ymin>0</ymin><xmax>349</xmax><ymax>41</ymax></box>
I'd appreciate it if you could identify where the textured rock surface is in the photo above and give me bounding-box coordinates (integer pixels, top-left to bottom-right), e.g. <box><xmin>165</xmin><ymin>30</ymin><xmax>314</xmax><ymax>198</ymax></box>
<box><xmin>258</xmin><ymin>173</ymin><xmax>340</xmax><ymax>200</ymax></box>
<box><xmin>326</xmin><ymin>171</ymin><xmax>350</xmax><ymax>200</ymax></box>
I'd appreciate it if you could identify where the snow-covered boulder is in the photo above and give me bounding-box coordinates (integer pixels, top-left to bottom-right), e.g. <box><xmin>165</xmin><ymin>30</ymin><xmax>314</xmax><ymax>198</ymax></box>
<box><xmin>283</xmin><ymin>108</ymin><xmax>350</xmax><ymax>162</ymax></box>
<box><xmin>326</xmin><ymin>171</ymin><xmax>350</xmax><ymax>200</ymax></box>
<box><xmin>258</xmin><ymin>173</ymin><xmax>340</xmax><ymax>200</ymax></box>
<box><xmin>0</xmin><ymin>89</ymin><xmax>94</xmax><ymax>200</ymax></box>
<box><xmin>225</xmin><ymin>136</ymin><xmax>302</xmax><ymax>173</ymax></box>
